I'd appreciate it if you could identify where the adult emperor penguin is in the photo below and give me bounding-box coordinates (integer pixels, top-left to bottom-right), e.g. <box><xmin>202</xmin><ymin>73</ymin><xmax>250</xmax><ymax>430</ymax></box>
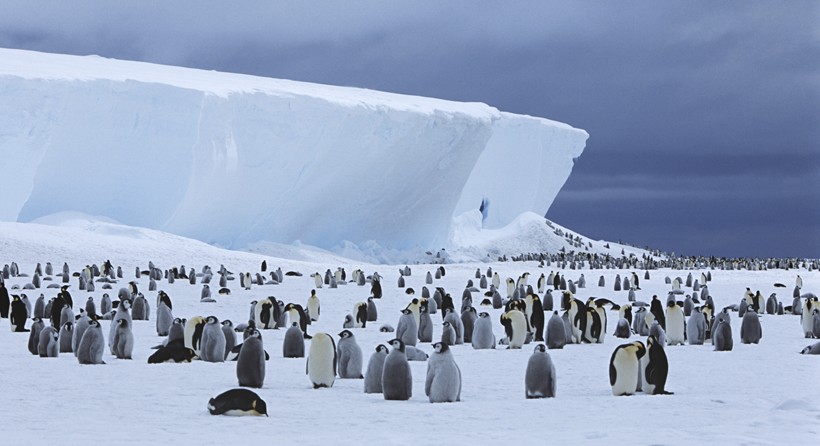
<box><xmin>525</xmin><ymin>344</ymin><xmax>556</xmax><ymax>398</ymax></box>
<box><xmin>336</xmin><ymin>330</ymin><xmax>364</xmax><ymax>379</ymax></box>
<box><xmin>801</xmin><ymin>296</ymin><xmax>820</xmax><ymax>338</ymax></box>
<box><xmin>666</xmin><ymin>299</ymin><xmax>686</xmax><ymax>346</ymax></box>
<box><xmin>501</xmin><ymin>309</ymin><xmax>527</xmax><ymax>349</ymax></box>
<box><xmin>396</xmin><ymin>309</ymin><xmax>418</xmax><ymax>347</ymax></box>
<box><xmin>307</xmin><ymin>289</ymin><xmax>320</xmax><ymax>322</ymax></box>
<box><xmin>561</xmin><ymin>291</ymin><xmax>585</xmax><ymax>344</ymax></box>
<box><xmin>184</xmin><ymin>316</ymin><xmax>207</xmax><ymax>356</ymax></box>
<box><xmin>112</xmin><ymin>318</ymin><xmax>135</xmax><ymax>359</ymax></box>
<box><xmin>426</xmin><ymin>342</ymin><xmax>462</xmax><ymax>403</ymax></box>
<box><xmin>306</xmin><ymin>332</ymin><xmax>337</xmax><ymax>389</ymax></box>
<box><xmin>609</xmin><ymin>341</ymin><xmax>646</xmax><ymax>396</ymax></box>
<box><xmin>9</xmin><ymin>295</ymin><xmax>28</xmax><ymax>332</ymax></box>
<box><xmin>285</xmin><ymin>303</ymin><xmax>311</xmax><ymax>339</ymax></box>
<box><xmin>77</xmin><ymin>319</ymin><xmax>105</xmax><ymax>364</ymax></box>
<box><xmin>471</xmin><ymin>312</ymin><xmax>496</xmax><ymax>350</ymax></box>
<box><xmin>237</xmin><ymin>328</ymin><xmax>265</xmax><ymax>388</ymax></box>
<box><xmin>254</xmin><ymin>298</ymin><xmax>276</xmax><ymax>330</ymax></box>
<box><xmin>353</xmin><ymin>302</ymin><xmax>368</xmax><ymax>328</ymax></box>
<box><xmin>740</xmin><ymin>310</ymin><xmax>762</xmax><ymax>344</ymax></box>
<box><xmin>364</xmin><ymin>345</ymin><xmax>390</xmax><ymax>393</ymax></box>
<box><xmin>643</xmin><ymin>335</ymin><xmax>673</xmax><ymax>395</ymax></box>
<box><xmin>649</xmin><ymin>295</ymin><xmax>666</xmax><ymax>330</ymax></box>
<box><xmin>208</xmin><ymin>389</ymin><xmax>268</xmax><ymax>417</ymax></box>
<box><xmin>546</xmin><ymin>311</ymin><xmax>567</xmax><ymax>349</ymax></box>
<box><xmin>530</xmin><ymin>295</ymin><xmax>545</xmax><ymax>342</ymax></box>
<box><xmin>382</xmin><ymin>338</ymin><xmax>412</xmax><ymax>400</ymax></box>
<box><xmin>282</xmin><ymin>322</ymin><xmax>306</xmax><ymax>358</ymax></box>
<box><xmin>0</xmin><ymin>282</ymin><xmax>9</xmax><ymax>318</ymax></box>
<box><xmin>200</xmin><ymin>316</ymin><xmax>227</xmax><ymax>363</ymax></box>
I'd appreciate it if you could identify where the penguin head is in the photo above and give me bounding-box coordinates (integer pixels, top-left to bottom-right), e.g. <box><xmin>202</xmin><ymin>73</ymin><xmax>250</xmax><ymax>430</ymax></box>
<box><xmin>172</xmin><ymin>318</ymin><xmax>183</xmax><ymax>325</ymax></box>
<box><xmin>117</xmin><ymin>318</ymin><xmax>129</xmax><ymax>328</ymax></box>
<box><xmin>206</xmin><ymin>316</ymin><xmax>219</xmax><ymax>324</ymax></box>
<box><xmin>405</xmin><ymin>288</ymin><xmax>415</xmax><ymax>295</ymax></box>
<box><xmin>88</xmin><ymin>320</ymin><xmax>100</xmax><ymax>328</ymax></box>
<box><xmin>87</xmin><ymin>296</ymin><xmax>93</xmax><ymax>301</ymax></box>
<box><xmin>252</xmin><ymin>398</ymin><xmax>268</xmax><ymax>417</ymax></box>
<box><xmin>63</xmin><ymin>322</ymin><xmax>73</xmax><ymax>331</ymax></box>
<box><xmin>247</xmin><ymin>329</ymin><xmax>261</xmax><ymax>339</ymax></box>
<box><xmin>479</xmin><ymin>312</ymin><xmax>490</xmax><ymax>318</ymax></box>
<box><xmin>401</xmin><ymin>309</ymin><xmax>411</xmax><ymax>315</ymax></box>
<box><xmin>338</xmin><ymin>330</ymin><xmax>353</xmax><ymax>339</ymax></box>
<box><xmin>433</xmin><ymin>342</ymin><xmax>449</xmax><ymax>354</ymax></box>
<box><xmin>250</xmin><ymin>300</ymin><xmax>258</xmax><ymax>306</ymax></box>
<box><xmin>388</xmin><ymin>338</ymin><xmax>405</xmax><ymax>351</ymax></box>
<box><xmin>310</xmin><ymin>289</ymin><xmax>316</xmax><ymax>296</ymax></box>
<box><xmin>533</xmin><ymin>344</ymin><xmax>546</xmax><ymax>353</ymax></box>
<box><xmin>375</xmin><ymin>344</ymin><xmax>388</xmax><ymax>354</ymax></box>
<box><xmin>443</xmin><ymin>321</ymin><xmax>451</xmax><ymax>328</ymax></box>
<box><xmin>221</xmin><ymin>320</ymin><xmax>233</xmax><ymax>328</ymax></box>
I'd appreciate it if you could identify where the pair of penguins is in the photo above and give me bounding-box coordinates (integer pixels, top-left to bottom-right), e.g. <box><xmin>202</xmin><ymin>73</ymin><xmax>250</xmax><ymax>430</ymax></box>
<box><xmin>610</xmin><ymin>335</ymin><xmax>672</xmax><ymax>396</ymax></box>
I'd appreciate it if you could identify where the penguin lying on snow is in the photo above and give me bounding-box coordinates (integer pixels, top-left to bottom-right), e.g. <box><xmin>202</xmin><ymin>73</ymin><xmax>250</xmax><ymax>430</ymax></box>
<box><xmin>208</xmin><ymin>389</ymin><xmax>268</xmax><ymax>416</ymax></box>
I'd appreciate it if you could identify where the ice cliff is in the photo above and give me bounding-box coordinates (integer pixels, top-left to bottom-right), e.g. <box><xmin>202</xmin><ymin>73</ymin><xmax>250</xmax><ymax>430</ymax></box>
<box><xmin>0</xmin><ymin>48</ymin><xmax>588</xmax><ymax>250</ymax></box>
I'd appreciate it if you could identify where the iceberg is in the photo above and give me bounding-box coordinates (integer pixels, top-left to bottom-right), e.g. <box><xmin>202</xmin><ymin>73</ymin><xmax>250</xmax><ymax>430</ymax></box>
<box><xmin>0</xmin><ymin>48</ymin><xmax>587</xmax><ymax>250</ymax></box>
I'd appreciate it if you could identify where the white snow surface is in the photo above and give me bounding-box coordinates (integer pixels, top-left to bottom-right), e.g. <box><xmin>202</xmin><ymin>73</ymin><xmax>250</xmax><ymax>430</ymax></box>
<box><xmin>0</xmin><ymin>48</ymin><xmax>588</xmax><ymax>251</ymax></box>
<box><xmin>0</xmin><ymin>221</ymin><xmax>818</xmax><ymax>445</ymax></box>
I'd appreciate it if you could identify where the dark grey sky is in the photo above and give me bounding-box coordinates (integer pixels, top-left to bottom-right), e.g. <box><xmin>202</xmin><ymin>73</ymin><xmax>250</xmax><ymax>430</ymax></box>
<box><xmin>2</xmin><ymin>1</ymin><xmax>818</xmax><ymax>258</ymax></box>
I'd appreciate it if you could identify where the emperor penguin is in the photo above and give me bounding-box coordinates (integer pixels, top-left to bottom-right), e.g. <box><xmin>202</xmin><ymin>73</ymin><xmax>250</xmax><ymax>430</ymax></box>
<box><xmin>740</xmin><ymin>311</ymin><xmax>762</xmax><ymax>344</ymax></box>
<box><xmin>285</xmin><ymin>303</ymin><xmax>310</xmax><ymax>339</ymax></box>
<box><xmin>28</xmin><ymin>318</ymin><xmax>45</xmax><ymax>355</ymax></box>
<box><xmin>529</xmin><ymin>295</ymin><xmax>545</xmax><ymax>342</ymax></box>
<box><xmin>353</xmin><ymin>302</ymin><xmax>368</xmax><ymax>328</ymax></box>
<box><xmin>72</xmin><ymin>315</ymin><xmax>91</xmax><ymax>356</ymax></box>
<box><xmin>443</xmin><ymin>308</ymin><xmax>464</xmax><ymax>345</ymax></box>
<box><xmin>100</xmin><ymin>293</ymin><xmax>112</xmax><ymax>314</ymax></box>
<box><xmin>500</xmin><ymin>309</ymin><xmax>527</xmax><ymax>349</ymax></box>
<box><xmin>687</xmin><ymin>308</ymin><xmax>706</xmax><ymax>345</ymax></box>
<box><xmin>307</xmin><ymin>332</ymin><xmax>337</xmax><ymax>388</ymax></box>
<box><xmin>382</xmin><ymin>338</ymin><xmax>412</xmax><ymax>400</ymax></box>
<box><xmin>461</xmin><ymin>306</ymin><xmax>477</xmax><ymax>344</ymax></box>
<box><xmin>364</xmin><ymin>345</ymin><xmax>389</xmax><ymax>393</ymax></box>
<box><xmin>132</xmin><ymin>294</ymin><xmax>148</xmax><ymax>320</ymax></box>
<box><xmin>33</xmin><ymin>294</ymin><xmax>45</xmax><ymax>319</ymax></box>
<box><xmin>713</xmin><ymin>319</ymin><xmax>733</xmax><ymax>351</ymax></box>
<box><xmin>561</xmin><ymin>292</ymin><xmax>585</xmax><ymax>344</ymax></box>
<box><xmin>237</xmin><ymin>329</ymin><xmax>265</xmax><ymax>388</ymax></box>
<box><xmin>609</xmin><ymin>341</ymin><xmax>646</xmax><ymax>396</ymax></box>
<box><xmin>649</xmin><ymin>295</ymin><xmax>666</xmax><ymax>330</ymax></box>
<box><xmin>765</xmin><ymin>293</ymin><xmax>778</xmax><ymax>315</ymax></box>
<box><xmin>254</xmin><ymin>298</ymin><xmax>276</xmax><ymax>330</ymax></box>
<box><xmin>156</xmin><ymin>301</ymin><xmax>173</xmax><ymax>337</ymax></box>
<box><xmin>336</xmin><ymin>330</ymin><xmax>364</xmax><ymax>379</ymax></box>
<box><xmin>525</xmin><ymin>344</ymin><xmax>556</xmax><ymax>398</ymax></box>
<box><xmin>208</xmin><ymin>389</ymin><xmax>268</xmax><ymax>417</ymax></box>
<box><xmin>9</xmin><ymin>295</ymin><xmax>29</xmax><ymax>331</ymax></box>
<box><xmin>307</xmin><ymin>289</ymin><xmax>320</xmax><ymax>322</ymax></box>
<box><xmin>58</xmin><ymin>321</ymin><xmax>73</xmax><ymax>353</ymax></box>
<box><xmin>396</xmin><ymin>309</ymin><xmax>418</xmax><ymax>347</ymax></box>
<box><xmin>109</xmin><ymin>299</ymin><xmax>132</xmax><ymax>354</ymax></box>
<box><xmin>221</xmin><ymin>320</ymin><xmax>236</xmax><ymax>360</ymax></box>
<box><xmin>83</xmin><ymin>296</ymin><xmax>95</xmax><ymax>319</ymax></box>
<box><xmin>471</xmin><ymin>312</ymin><xmax>496</xmax><ymax>350</ymax></box>
<box><xmin>283</xmin><ymin>322</ymin><xmax>306</xmax><ymax>358</ymax></box>
<box><xmin>200</xmin><ymin>316</ymin><xmax>227</xmax><ymax>363</ymax></box>
<box><xmin>614</xmin><ymin>318</ymin><xmax>631</xmax><ymax>338</ymax></box>
<box><xmin>38</xmin><ymin>326</ymin><xmax>59</xmax><ymax>357</ymax></box>
<box><xmin>545</xmin><ymin>311</ymin><xmax>567</xmax><ymax>349</ymax></box>
<box><xmin>643</xmin><ymin>335</ymin><xmax>673</xmax><ymax>395</ymax></box>
<box><xmin>366</xmin><ymin>297</ymin><xmax>378</xmax><ymax>322</ymax></box>
<box><xmin>184</xmin><ymin>316</ymin><xmax>207</xmax><ymax>356</ymax></box>
<box><xmin>112</xmin><ymin>318</ymin><xmax>135</xmax><ymax>359</ymax></box>
<box><xmin>801</xmin><ymin>341</ymin><xmax>820</xmax><ymax>355</ymax></box>
<box><xmin>440</xmin><ymin>321</ymin><xmax>456</xmax><ymax>346</ymax></box>
<box><xmin>801</xmin><ymin>296</ymin><xmax>820</xmax><ymax>338</ymax></box>
<box><xmin>425</xmin><ymin>342</ymin><xmax>462</xmax><ymax>403</ymax></box>
<box><xmin>77</xmin><ymin>319</ymin><xmax>105</xmax><ymax>364</ymax></box>
<box><xmin>418</xmin><ymin>304</ymin><xmax>434</xmax><ymax>343</ymax></box>
<box><xmin>406</xmin><ymin>298</ymin><xmax>421</xmax><ymax>330</ymax></box>
<box><xmin>665</xmin><ymin>300</ymin><xmax>686</xmax><ymax>346</ymax></box>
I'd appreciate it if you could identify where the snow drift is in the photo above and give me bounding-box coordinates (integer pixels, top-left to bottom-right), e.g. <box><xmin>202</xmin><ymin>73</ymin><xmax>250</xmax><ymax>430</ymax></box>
<box><xmin>0</xmin><ymin>48</ymin><xmax>588</xmax><ymax>250</ymax></box>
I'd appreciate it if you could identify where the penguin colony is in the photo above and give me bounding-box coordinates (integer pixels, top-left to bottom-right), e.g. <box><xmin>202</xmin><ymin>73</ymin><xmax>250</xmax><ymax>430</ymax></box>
<box><xmin>0</xmin><ymin>255</ymin><xmax>818</xmax><ymax>420</ymax></box>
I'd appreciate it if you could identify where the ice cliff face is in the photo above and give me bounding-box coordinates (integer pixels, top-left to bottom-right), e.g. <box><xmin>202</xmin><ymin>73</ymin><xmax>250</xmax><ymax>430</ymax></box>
<box><xmin>0</xmin><ymin>48</ymin><xmax>588</xmax><ymax>250</ymax></box>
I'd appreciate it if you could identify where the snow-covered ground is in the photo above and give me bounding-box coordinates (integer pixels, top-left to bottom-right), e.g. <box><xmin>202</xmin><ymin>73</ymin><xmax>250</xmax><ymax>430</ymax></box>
<box><xmin>1</xmin><ymin>221</ymin><xmax>818</xmax><ymax>445</ymax></box>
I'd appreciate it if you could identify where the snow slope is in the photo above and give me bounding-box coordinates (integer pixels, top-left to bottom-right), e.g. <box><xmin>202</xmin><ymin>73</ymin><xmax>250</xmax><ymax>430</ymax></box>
<box><xmin>0</xmin><ymin>222</ymin><xmax>818</xmax><ymax>445</ymax></box>
<box><xmin>0</xmin><ymin>48</ymin><xmax>588</xmax><ymax>250</ymax></box>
